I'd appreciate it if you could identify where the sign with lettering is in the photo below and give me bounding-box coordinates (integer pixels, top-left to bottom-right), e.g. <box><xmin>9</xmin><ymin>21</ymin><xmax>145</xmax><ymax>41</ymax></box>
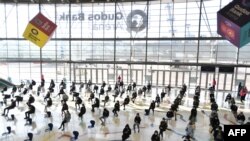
<box><xmin>23</xmin><ymin>13</ymin><xmax>57</xmax><ymax>48</ymax></box>
<box><xmin>217</xmin><ymin>0</ymin><xmax>250</xmax><ymax>48</ymax></box>
<box><xmin>224</xmin><ymin>125</ymin><xmax>250</xmax><ymax>140</ymax></box>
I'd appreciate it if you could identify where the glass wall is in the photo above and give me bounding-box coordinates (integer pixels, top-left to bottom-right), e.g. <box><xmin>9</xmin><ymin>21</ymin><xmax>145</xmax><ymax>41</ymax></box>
<box><xmin>0</xmin><ymin>0</ymin><xmax>249</xmax><ymax>84</ymax></box>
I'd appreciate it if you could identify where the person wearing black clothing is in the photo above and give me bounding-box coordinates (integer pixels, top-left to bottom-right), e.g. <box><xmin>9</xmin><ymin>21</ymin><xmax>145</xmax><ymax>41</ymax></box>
<box><xmin>11</xmin><ymin>86</ymin><xmax>17</xmax><ymax>97</ymax></box>
<box><xmin>2</xmin><ymin>99</ymin><xmax>16</xmax><ymax>116</ymax></box>
<box><xmin>121</xmin><ymin>95</ymin><xmax>130</xmax><ymax>110</ymax></box>
<box><xmin>99</xmin><ymin>108</ymin><xmax>109</xmax><ymax>126</ymax></box>
<box><xmin>126</xmin><ymin>84</ymin><xmax>132</xmax><ymax>94</ymax></box>
<box><xmin>182</xmin><ymin>83</ymin><xmax>187</xmax><ymax>94</ymax></box>
<box><xmin>87</xmin><ymin>80</ymin><xmax>92</xmax><ymax>89</ymax></box>
<box><xmin>132</xmin><ymin>82</ymin><xmax>136</xmax><ymax>90</ymax></box>
<box><xmin>237</xmin><ymin>112</ymin><xmax>246</xmax><ymax>124</ymax></box>
<box><xmin>142</xmin><ymin>86</ymin><xmax>147</xmax><ymax>96</ymax></box>
<box><xmin>151</xmin><ymin>130</ymin><xmax>160</xmax><ymax>141</ymax></box>
<box><xmin>103</xmin><ymin>94</ymin><xmax>109</xmax><ymax>107</ymax></box>
<box><xmin>133</xmin><ymin>113</ymin><xmax>141</xmax><ymax>133</ymax></box>
<box><xmin>72</xmin><ymin>92</ymin><xmax>80</xmax><ymax>101</ymax></box>
<box><xmin>170</xmin><ymin>104</ymin><xmax>178</xmax><ymax>120</ymax></box>
<box><xmin>44</xmin><ymin>91</ymin><xmax>51</xmax><ymax>102</ymax></box>
<box><xmin>166</xmin><ymin>110</ymin><xmax>174</xmax><ymax>120</ymax></box>
<box><xmin>189</xmin><ymin>107</ymin><xmax>197</xmax><ymax>122</ymax></box>
<box><xmin>131</xmin><ymin>91</ymin><xmax>137</xmax><ymax>103</ymax></box>
<box><xmin>122</xmin><ymin>124</ymin><xmax>131</xmax><ymax>141</ymax></box>
<box><xmin>106</xmin><ymin>85</ymin><xmax>112</xmax><ymax>94</ymax></box>
<box><xmin>49</xmin><ymin>79</ymin><xmax>55</xmax><ymax>90</ymax></box>
<box><xmin>155</xmin><ymin>94</ymin><xmax>160</xmax><ymax>107</ymax></box>
<box><xmin>70</xmin><ymin>82</ymin><xmax>76</xmax><ymax>95</ymax></box>
<box><xmin>28</xmin><ymin>83</ymin><xmax>33</xmax><ymax>91</ymax></box>
<box><xmin>26</xmin><ymin>94</ymin><xmax>35</xmax><ymax>105</ymax></box>
<box><xmin>114</xmin><ymin>82</ymin><xmax>119</xmax><ymax>90</ymax></box>
<box><xmin>147</xmin><ymin>82</ymin><xmax>152</xmax><ymax>92</ymax></box>
<box><xmin>91</xmin><ymin>97</ymin><xmax>100</xmax><ymax>112</ymax></box>
<box><xmin>238</xmin><ymin>82</ymin><xmax>242</xmax><ymax>97</ymax></box>
<box><xmin>160</xmin><ymin>90</ymin><xmax>166</xmax><ymax>102</ymax></box>
<box><xmin>78</xmin><ymin>104</ymin><xmax>86</xmax><ymax>120</ymax></box>
<box><xmin>101</xmin><ymin>81</ymin><xmax>106</xmax><ymax>88</ymax></box>
<box><xmin>75</xmin><ymin>96</ymin><xmax>82</xmax><ymax>110</ymax></box>
<box><xmin>159</xmin><ymin>118</ymin><xmax>168</xmax><ymax>139</ymax></box>
<box><xmin>61</xmin><ymin>101</ymin><xmax>69</xmax><ymax>115</ymax></box>
<box><xmin>113</xmin><ymin>101</ymin><xmax>120</xmax><ymax>117</ymax></box>
<box><xmin>149</xmin><ymin>100</ymin><xmax>156</xmax><ymax>115</ymax></box>
<box><xmin>59</xmin><ymin>80</ymin><xmax>66</xmax><ymax>89</ymax></box>
<box><xmin>138</xmin><ymin>88</ymin><xmax>143</xmax><ymax>97</ymax></box>
<box><xmin>119</xmin><ymin>81</ymin><xmax>124</xmax><ymax>90</ymax></box>
<box><xmin>225</xmin><ymin>93</ymin><xmax>232</xmax><ymax>105</ymax></box>
<box><xmin>213</xmin><ymin>126</ymin><xmax>224</xmax><ymax>141</ymax></box>
<box><xmin>25</xmin><ymin>104</ymin><xmax>35</xmax><ymax>119</ymax></box>
<box><xmin>93</xmin><ymin>84</ymin><xmax>98</xmax><ymax>94</ymax></box>
<box><xmin>99</xmin><ymin>87</ymin><xmax>105</xmax><ymax>98</ymax></box>
<box><xmin>88</xmin><ymin>92</ymin><xmax>95</xmax><ymax>102</ymax></box>
<box><xmin>58</xmin><ymin>110</ymin><xmax>71</xmax><ymax>131</ymax></box>
<box><xmin>56</xmin><ymin>87</ymin><xmax>65</xmax><ymax>98</ymax></box>
<box><xmin>211</xmin><ymin>102</ymin><xmax>218</xmax><ymax>111</ymax></box>
<box><xmin>230</xmin><ymin>104</ymin><xmax>238</xmax><ymax>116</ymax></box>
<box><xmin>210</xmin><ymin>116</ymin><xmax>220</xmax><ymax>133</ymax></box>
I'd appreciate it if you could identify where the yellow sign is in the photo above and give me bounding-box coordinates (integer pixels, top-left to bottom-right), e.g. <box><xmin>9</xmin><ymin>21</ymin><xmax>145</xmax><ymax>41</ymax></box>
<box><xmin>23</xmin><ymin>23</ymin><xmax>49</xmax><ymax>48</ymax></box>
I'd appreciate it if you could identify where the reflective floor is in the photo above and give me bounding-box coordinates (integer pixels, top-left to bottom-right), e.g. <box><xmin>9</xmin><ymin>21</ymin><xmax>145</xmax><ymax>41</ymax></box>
<box><xmin>1</xmin><ymin>85</ymin><xmax>250</xmax><ymax>141</ymax></box>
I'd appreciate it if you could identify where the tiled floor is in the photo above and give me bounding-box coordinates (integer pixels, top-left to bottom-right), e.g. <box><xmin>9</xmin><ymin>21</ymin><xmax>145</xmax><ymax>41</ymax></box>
<box><xmin>1</xmin><ymin>85</ymin><xmax>250</xmax><ymax>141</ymax></box>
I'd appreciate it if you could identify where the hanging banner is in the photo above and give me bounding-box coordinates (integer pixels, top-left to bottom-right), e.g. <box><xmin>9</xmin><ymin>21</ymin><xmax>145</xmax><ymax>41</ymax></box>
<box><xmin>217</xmin><ymin>0</ymin><xmax>250</xmax><ymax>48</ymax></box>
<box><xmin>23</xmin><ymin>12</ymin><xmax>57</xmax><ymax>48</ymax></box>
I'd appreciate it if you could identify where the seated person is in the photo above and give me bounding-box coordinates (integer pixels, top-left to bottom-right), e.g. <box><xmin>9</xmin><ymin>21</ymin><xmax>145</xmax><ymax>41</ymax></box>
<box><xmin>1</xmin><ymin>86</ymin><xmax>7</xmax><ymax>94</ymax></box>
<box><xmin>78</xmin><ymin>104</ymin><xmax>86</xmax><ymax>120</ymax></box>
<box><xmin>237</xmin><ymin>112</ymin><xmax>246</xmax><ymax>124</ymax></box>
<box><xmin>88</xmin><ymin>91</ymin><xmax>95</xmax><ymax>102</ymax></box>
<box><xmin>44</xmin><ymin>91</ymin><xmax>51</xmax><ymax>102</ymax></box>
<box><xmin>2</xmin><ymin>99</ymin><xmax>16</xmax><ymax>116</ymax></box>
<box><xmin>91</xmin><ymin>97</ymin><xmax>100</xmax><ymax>112</ymax></box>
<box><xmin>155</xmin><ymin>94</ymin><xmax>160</xmax><ymax>107</ymax></box>
<box><xmin>56</xmin><ymin>87</ymin><xmax>65</xmax><ymax>98</ymax></box>
<box><xmin>121</xmin><ymin>95</ymin><xmax>130</xmax><ymax>110</ymax></box>
<box><xmin>113</xmin><ymin>89</ymin><xmax>119</xmax><ymax>102</ymax></box>
<box><xmin>25</xmin><ymin>103</ymin><xmax>35</xmax><ymax>119</ymax></box>
<box><xmin>44</xmin><ymin>97</ymin><xmax>52</xmax><ymax>112</ymax></box>
<box><xmin>75</xmin><ymin>96</ymin><xmax>82</xmax><ymax>110</ymax></box>
<box><xmin>211</xmin><ymin>102</ymin><xmax>218</xmax><ymax>111</ymax></box>
<box><xmin>99</xmin><ymin>87</ymin><xmax>105</xmax><ymax>98</ymax></box>
<box><xmin>61</xmin><ymin>101</ymin><xmax>69</xmax><ymax>115</ymax></box>
<box><xmin>112</xmin><ymin>101</ymin><xmax>120</xmax><ymax>117</ymax></box>
<box><xmin>99</xmin><ymin>108</ymin><xmax>109</xmax><ymax>126</ymax></box>
<box><xmin>72</xmin><ymin>92</ymin><xmax>79</xmax><ymax>101</ymax></box>
<box><xmin>26</xmin><ymin>94</ymin><xmax>35</xmax><ymax>105</ymax></box>
<box><xmin>131</xmin><ymin>91</ymin><xmax>137</xmax><ymax>103</ymax></box>
<box><xmin>11</xmin><ymin>86</ymin><xmax>17</xmax><ymax>97</ymax></box>
<box><xmin>106</xmin><ymin>85</ymin><xmax>112</xmax><ymax>93</ymax></box>
<box><xmin>58</xmin><ymin>110</ymin><xmax>71</xmax><ymax>131</ymax></box>
<box><xmin>103</xmin><ymin>94</ymin><xmax>109</xmax><ymax>107</ymax></box>
<box><xmin>61</xmin><ymin>93</ymin><xmax>69</xmax><ymax>103</ymax></box>
<box><xmin>101</xmin><ymin>81</ymin><xmax>106</xmax><ymax>88</ymax></box>
<box><xmin>225</xmin><ymin>93</ymin><xmax>232</xmax><ymax>105</ymax></box>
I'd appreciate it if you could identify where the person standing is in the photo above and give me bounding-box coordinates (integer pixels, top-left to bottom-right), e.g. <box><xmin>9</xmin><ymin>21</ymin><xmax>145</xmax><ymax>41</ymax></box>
<box><xmin>122</xmin><ymin>124</ymin><xmax>131</xmax><ymax>141</ymax></box>
<box><xmin>133</xmin><ymin>113</ymin><xmax>141</xmax><ymax>133</ymax></box>
<box><xmin>151</xmin><ymin>130</ymin><xmax>160</xmax><ymax>141</ymax></box>
<box><xmin>213</xmin><ymin>126</ymin><xmax>224</xmax><ymax>141</ymax></box>
<box><xmin>240</xmin><ymin>86</ymin><xmax>248</xmax><ymax>103</ymax></box>
<box><xmin>238</xmin><ymin>82</ymin><xmax>242</xmax><ymax>97</ymax></box>
<box><xmin>212</xmin><ymin>78</ymin><xmax>216</xmax><ymax>90</ymax></box>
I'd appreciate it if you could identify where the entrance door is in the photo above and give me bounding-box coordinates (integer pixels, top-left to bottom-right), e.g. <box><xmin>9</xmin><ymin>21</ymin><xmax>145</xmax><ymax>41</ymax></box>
<box><xmin>199</xmin><ymin>72</ymin><xmax>215</xmax><ymax>89</ymax></box>
<box><xmin>170</xmin><ymin>71</ymin><xmax>191</xmax><ymax>88</ymax></box>
<box><xmin>131</xmin><ymin>69</ymin><xmax>143</xmax><ymax>86</ymax></box>
<box><xmin>116</xmin><ymin>69</ymin><xmax>129</xmax><ymax>84</ymax></box>
<box><xmin>217</xmin><ymin>73</ymin><xmax>234</xmax><ymax>91</ymax></box>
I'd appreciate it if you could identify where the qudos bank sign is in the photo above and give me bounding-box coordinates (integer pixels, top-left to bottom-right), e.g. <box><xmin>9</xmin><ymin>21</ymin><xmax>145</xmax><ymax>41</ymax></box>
<box><xmin>58</xmin><ymin>10</ymin><xmax>147</xmax><ymax>33</ymax></box>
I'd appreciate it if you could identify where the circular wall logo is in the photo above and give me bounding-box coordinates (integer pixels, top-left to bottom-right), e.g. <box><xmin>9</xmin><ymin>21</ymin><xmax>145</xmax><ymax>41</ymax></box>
<box><xmin>126</xmin><ymin>10</ymin><xmax>147</xmax><ymax>33</ymax></box>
